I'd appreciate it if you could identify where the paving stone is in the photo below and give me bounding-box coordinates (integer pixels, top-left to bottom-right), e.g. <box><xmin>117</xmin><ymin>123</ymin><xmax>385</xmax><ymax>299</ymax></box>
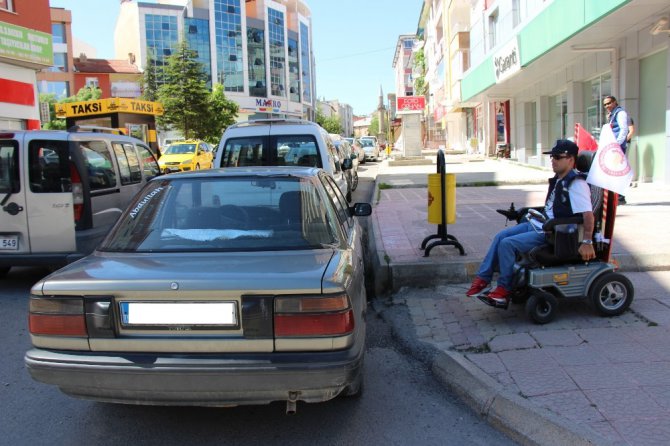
<box><xmin>543</xmin><ymin>345</ymin><xmax>609</xmax><ymax>366</ymax></box>
<box><xmin>642</xmin><ymin>385</ymin><xmax>670</xmax><ymax>411</ymax></box>
<box><xmin>564</xmin><ymin>363</ymin><xmax>636</xmax><ymax>390</ymax></box>
<box><xmin>618</xmin><ymin>361</ymin><xmax>670</xmax><ymax>386</ymax></box>
<box><xmin>509</xmin><ymin>368</ymin><xmax>578</xmax><ymax>397</ymax></box>
<box><xmin>585</xmin><ymin>421</ymin><xmax>625</xmax><ymax>444</ymax></box>
<box><xmin>488</xmin><ymin>332</ymin><xmax>538</xmax><ymax>352</ymax></box>
<box><xmin>597</xmin><ymin>341</ymin><xmax>658</xmax><ymax>363</ymax></box>
<box><xmin>530</xmin><ymin>390</ymin><xmax>605</xmax><ymax>423</ymax></box>
<box><xmin>530</xmin><ymin>329</ymin><xmax>583</xmax><ymax>347</ymax></box>
<box><xmin>614</xmin><ymin>419</ymin><xmax>670</xmax><ymax>446</ymax></box>
<box><xmin>575</xmin><ymin>327</ymin><xmax>635</xmax><ymax>344</ymax></box>
<box><xmin>584</xmin><ymin>388</ymin><xmax>666</xmax><ymax>420</ymax></box>
<box><xmin>497</xmin><ymin>349</ymin><xmax>558</xmax><ymax>371</ymax></box>
<box><xmin>465</xmin><ymin>352</ymin><xmax>507</xmax><ymax>375</ymax></box>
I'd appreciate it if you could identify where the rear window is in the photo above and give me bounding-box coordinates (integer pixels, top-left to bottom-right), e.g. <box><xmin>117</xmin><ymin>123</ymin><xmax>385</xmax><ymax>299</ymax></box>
<box><xmin>221</xmin><ymin>135</ymin><xmax>322</xmax><ymax>168</ymax></box>
<box><xmin>28</xmin><ymin>140</ymin><xmax>72</xmax><ymax>193</ymax></box>
<box><xmin>100</xmin><ymin>175</ymin><xmax>340</xmax><ymax>253</ymax></box>
<box><xmin>0</xmin><ymin>140</ymin><xmax>19</xmax><ymax>194</ymax></box>
<box><xmin>81</xmin><ymin>141</ymin><xmax>117</xmax><ymax>190</ymax></box>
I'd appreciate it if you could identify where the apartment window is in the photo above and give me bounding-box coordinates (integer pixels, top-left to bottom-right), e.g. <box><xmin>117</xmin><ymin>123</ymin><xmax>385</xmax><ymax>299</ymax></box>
<box><xmin>488</xmin><ymin>9</ymin><xmax>498</xmax><ymax>49</ymax></box>
<box><xmin>38</xmin><ymin>81</ymin><xmax>69</xmax><ymax>99</ymax></box>
<box><xmin>512</xmin><ymin>0</ymin><xmax>521</xmax><ymax>28</ymax></box>
<box><xmin>247</xmin><ymin>27</ymin><xmax>266</xmax><ymax>97</ymax></box>
<box><xmin>268</xmin><ymin>8</ymin><xmax>286</xmax><ymax>97</ymax></box>
<box><xmin>403</xmin><ymin>39</ymin><xmax>414</xmax><ymax>49</ymax></box>
<box><xmin>0</xmin><ymin>0</ymin><xmax>14</xmax><ymax>12</ymax></box>
<box><xmin>145</xmin><ymin>14</ymin><xmax>178</xmax><ymax>73</ymax></box>
<box><xmin>549</xmin><ymin>92</ymin><xmax>567</xmax><ymax>143</ymax></box>
<box><xmin>52</xmin><ymin>23</ymin><xmax>66</xmax><ymax>44</ymax></box>
<box><xmin>186</xmin><ymin>17</ymin><xmax>211</xmax><ymax>87</ymax></box>
<box><xmin>299</xmin><ymin>21</ymin><xmax>311</xmax><ymax>103</ymax></box>
<box><xmin>583</xmin><ymin>73</ymin><xmax>612</xmax><ymax>139</ymax></box>
<box><xmin>47</xmin><ymin>53</ymin><xmax>68</xmax><ymax>72</ymax></box>
<box><xmin>86</xmin><ymin>77</ymin><xmax>99</xmax><ymax>89</ymax></box>
<box><xmin>214</xmin><ymin>0</ymin><xmax>244</xmax><ymax>92</ymax></box>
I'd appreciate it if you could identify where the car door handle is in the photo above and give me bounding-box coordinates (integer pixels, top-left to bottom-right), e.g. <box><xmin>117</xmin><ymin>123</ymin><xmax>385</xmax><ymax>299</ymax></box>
<box><xmin>2</xmin><ymin>202</ymin><xmax>24</xmax><ymax>215</ymax></box>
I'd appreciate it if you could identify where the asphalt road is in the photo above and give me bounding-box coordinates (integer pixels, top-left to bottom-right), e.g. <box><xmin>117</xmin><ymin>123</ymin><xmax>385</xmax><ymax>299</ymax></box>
<box><xmin>0</xmin><ymin>160</ymin><xmax>516</xmax><ymax>446</ymax></box>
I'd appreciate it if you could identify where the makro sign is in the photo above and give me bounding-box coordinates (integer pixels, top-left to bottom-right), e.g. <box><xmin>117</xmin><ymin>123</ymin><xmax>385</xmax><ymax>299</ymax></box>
<box><xmin>55</xmin><ymin>98</ymin><xmax>164</xmax><ymax>118</ymax></box>
<box><xmin>396</xmin><ymin>96</ymin><xmax>425</xmax><ymax>114</ymax></box>
<box><xmin>0</xmin><ymin>21</ymin><xmax>53</xmax><ymax>66</ymax></box>
<box><xmin>493</xmin><ymin>38</ymin><xmax>521</xmax><ymax>83</ymax></box>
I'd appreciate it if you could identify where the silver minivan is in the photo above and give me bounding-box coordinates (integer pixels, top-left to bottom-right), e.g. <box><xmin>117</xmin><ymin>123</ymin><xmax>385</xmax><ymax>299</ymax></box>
<box><xmin>0</xmin><ymin>127</ymin><xmax>161</xmax><ymax>277</ymax></box>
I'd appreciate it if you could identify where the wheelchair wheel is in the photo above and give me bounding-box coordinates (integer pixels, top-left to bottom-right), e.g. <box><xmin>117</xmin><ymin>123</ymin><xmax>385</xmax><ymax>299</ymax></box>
<box><xmin>525</xmin><ymin>291</ymin><xmax>558</xmax><ymax>324</ymax></box>
<box><xmin>588</xmin><ymin>272</ymin><xmax>634</xmax><ymax>316</ymax></box>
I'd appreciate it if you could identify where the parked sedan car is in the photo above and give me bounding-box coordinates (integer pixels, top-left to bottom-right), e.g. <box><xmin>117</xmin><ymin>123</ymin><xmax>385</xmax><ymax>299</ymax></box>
<box><xmin>25</xmin><ymin>166</ymin><xmax>371</xmax><ymax>410</ymax></box>
<box><xmin>158</xmin><ymin>140</ymin><xmax>213</xmax><ymax>173</ymax></box>
<box><xmin>333</xmin><ymin>139</ymin><xmax>359</xmax><ymax>202</ymax></box>
<box><xmin>358</xmin><ymin>137</ymin><xmax>380</xmax><ymax>161</ymax></box>
<box><xmin>344</xmin><ymin>137</ymin><xmax>365</xmax><ymax>164</ymax></box>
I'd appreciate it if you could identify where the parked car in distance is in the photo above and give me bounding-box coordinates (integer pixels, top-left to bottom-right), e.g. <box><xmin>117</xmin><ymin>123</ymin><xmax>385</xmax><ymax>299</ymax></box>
<box><xmin>0</xmin><ymin>127</ymin><xmax>161</xmax><ymax>277</ymax></box>
<box><xmin>344</xmin><ymin>137</ymin><xmax>365</xmax><ymax>164</ymax></box>
<box><xmin>215</xmin><ymin>119</ymin><xmax>351</xmax><ymax>199</ymax></box>
<box><xmin>333</xmin><ymin>139</ymin><xmax>359</xmax><ymax>202</ymax></box>
<box><xmin>25</xmin><ymin>166</ymin><xmax>371</xmax><ymax>410</ymax></box>
<box><xmin>158</xmin><ymin>140</ymin><xmax>214</xmax><ymax>174</ymax></box>
<box><xmin>358</xmin><ymin>137</ymin><xmax>380</xmax><ymax>161</ymax></box>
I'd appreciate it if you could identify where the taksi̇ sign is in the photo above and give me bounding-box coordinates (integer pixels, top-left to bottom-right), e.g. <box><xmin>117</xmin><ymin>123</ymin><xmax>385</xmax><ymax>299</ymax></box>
<box><xmin>55</xmin><ymin>98</ymin><xmax>164</xmax><ymax>118</ymax></box>
<box><xmin>493</xmin><ymin>38</ymin><xmax>521</xmax><ymax>83</ymax></box>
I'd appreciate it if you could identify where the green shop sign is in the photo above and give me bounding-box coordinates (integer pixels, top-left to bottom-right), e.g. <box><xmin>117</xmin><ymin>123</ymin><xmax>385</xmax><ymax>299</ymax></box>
<box><xmin>0</xmin><ymin>21</ymin><xmax>53</xmax><ymax>66</ymax></box>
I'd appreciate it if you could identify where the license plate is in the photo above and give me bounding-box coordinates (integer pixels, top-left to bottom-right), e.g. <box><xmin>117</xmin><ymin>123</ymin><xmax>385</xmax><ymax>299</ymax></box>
<box><xmin>0</xmin><ymin>236</ymin><xmax>18</xmax><ymax>250</ymax></box>
<box><xmin>120</xmin><ymin>302</ymin><xmax>238</xmax><ymax>326</ymax></box>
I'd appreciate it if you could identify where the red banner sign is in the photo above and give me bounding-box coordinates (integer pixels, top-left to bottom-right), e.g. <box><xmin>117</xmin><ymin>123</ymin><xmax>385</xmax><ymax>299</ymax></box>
<box><xmin>397</xmin><ymin>96</ymin><xmax>425</xmax><ymax>112</ymax></box>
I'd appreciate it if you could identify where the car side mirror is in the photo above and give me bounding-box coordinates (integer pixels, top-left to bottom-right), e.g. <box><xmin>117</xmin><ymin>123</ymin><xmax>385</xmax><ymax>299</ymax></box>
<box><xmin>342</xmin><ymin>158</ymin><xmax>353</xmax><ymax>170</ymax></box>
<box><xmin>351</xmin><ymin>202</ymin><xmax>372</xmax><ymax>216</ymax></box>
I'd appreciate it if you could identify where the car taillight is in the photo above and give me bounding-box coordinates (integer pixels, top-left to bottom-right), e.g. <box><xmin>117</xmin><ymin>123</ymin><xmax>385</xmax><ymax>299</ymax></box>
<box><xmin>29</xmin><ymin>296</ymin><xmax>87</xmax><ymax>336</ymax></box>
<box><xmin>274</xmin><ymin>294</ymin><xmax>354</xmax><ymax>337</ymax></box>
<box><xmin>70</xmin><ymin>163</ymin><xmax>84</xmax><ymax>222</ymax></box>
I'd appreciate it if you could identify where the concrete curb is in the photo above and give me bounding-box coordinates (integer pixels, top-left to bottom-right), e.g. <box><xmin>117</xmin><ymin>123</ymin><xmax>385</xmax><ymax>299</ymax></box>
<box><xmin>431</xmin><ymin>351</ymin><xmax>618</xmax><ymax>446</ymax></box>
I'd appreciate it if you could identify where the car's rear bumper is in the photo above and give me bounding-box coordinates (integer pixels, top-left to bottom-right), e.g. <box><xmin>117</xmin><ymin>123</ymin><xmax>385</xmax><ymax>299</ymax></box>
<box><xmin>25</xmin><ymin>338</ymin><xmax>364</xmax><ymax>406</ymax></box>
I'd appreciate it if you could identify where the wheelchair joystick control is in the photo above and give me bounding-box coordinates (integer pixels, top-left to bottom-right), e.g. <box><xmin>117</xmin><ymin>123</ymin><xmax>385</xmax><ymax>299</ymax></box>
<box><xmin>496</xmin><ymin>202</ymin><xmax>519</xmax><ymax>224</ymax></box>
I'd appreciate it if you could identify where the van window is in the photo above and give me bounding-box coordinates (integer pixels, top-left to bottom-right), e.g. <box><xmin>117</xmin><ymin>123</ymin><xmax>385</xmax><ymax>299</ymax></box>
<box><xmin>112</xmin><ymin>142</ymin><xmax>142</xmax><ymax>184</ymax></box>
<box><xmin>138</xmin><ymin>144</ymin><xmax>160</xmax><ymax>178</ymax></box>
<box><xmin>0</xmin><ymin>141</ymin><xmax>19</xmax><ymax>194</ymax></box>
<box><xmin>222</xmin><ymin>137</ymin><xmax>266</xmax><ymax>167</ymax></box>
<box><xmin>28</xmin><ymin>140</ymin><xmax>71</xmax><ymax>193</ymax></box>
<box><xmin>276</xmin><ymin>135</ymin><xmax>321</xmax><ymax>167</ymax></box>
<box><xmin>82</xmin><ymin>141</ymin><xmax>117</xmax><ymax>190</ymax></box>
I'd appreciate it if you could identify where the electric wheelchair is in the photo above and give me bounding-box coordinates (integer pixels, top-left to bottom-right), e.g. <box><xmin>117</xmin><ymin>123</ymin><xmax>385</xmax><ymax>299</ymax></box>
<box><xmin>481</xmin><ymin>151</ymin><xmax>634</xmax><ymax>324</ymax></box>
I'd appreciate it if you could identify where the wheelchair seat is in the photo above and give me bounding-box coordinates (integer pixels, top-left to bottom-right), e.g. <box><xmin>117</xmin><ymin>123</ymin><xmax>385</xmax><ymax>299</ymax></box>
<box><xmin>526</xmin><ymin>150</ymin><xmax>604</xmax><ymax>267</ymax></box>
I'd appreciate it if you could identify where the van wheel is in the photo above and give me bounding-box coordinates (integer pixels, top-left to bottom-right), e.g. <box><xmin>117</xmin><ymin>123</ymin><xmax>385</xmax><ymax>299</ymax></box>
<box><xmin>0</xmin><ymin>267</ymin><xmax>10</xmax><ymax>278</ymax></box>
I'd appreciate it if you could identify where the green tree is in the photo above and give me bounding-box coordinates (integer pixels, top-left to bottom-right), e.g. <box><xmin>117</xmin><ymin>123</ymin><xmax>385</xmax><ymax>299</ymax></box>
<box><xmin>315</xmin><ymin>108</ymin><xmax>342</xmax><ymax>134</ymax></box>
<box><xmin>39</xmin><ymin>86</ymin><xmax>103</xmax><ymax>130</ymax></box>
<box><xmin>368</xmin><ymin>115</ymin><xmax>379</xmax><ymax>136</ymax></box>
<box><xmin>140</xmin><ymin>52</ymin><xmax>160</xmax><ymax>101</ymax></box>
<box><xmin>199</xmin><ymin>83</ymin><xmax>239</xmax><ymax>144</ymax></box>
<box><xmin>413</xmin><ymin>47</ymin><xmax>427</xmax><ymax>96</ymax></box>
<box><xmin>156</xmin><ymin>39</ymin><xmax>211</xmax><ymax>140</ymax></box>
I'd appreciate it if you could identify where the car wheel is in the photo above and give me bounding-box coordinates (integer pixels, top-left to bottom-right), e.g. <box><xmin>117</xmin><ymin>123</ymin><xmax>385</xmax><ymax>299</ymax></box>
<box><xmin>589</xmin><ymin>272</ymin><xmax>634</xmax><ymax>316</ymax></box>
<box><xmin>0</xmin><ymin>267</ymin><xmax>10</xmax><ymax>278</ymax></box>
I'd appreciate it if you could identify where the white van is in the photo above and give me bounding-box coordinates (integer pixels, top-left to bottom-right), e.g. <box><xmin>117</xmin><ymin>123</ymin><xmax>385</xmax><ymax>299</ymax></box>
<box><xmin>214</xmin><ymin>119</ymin><xmax>351</xmax><ymax>198</ymax></box>
<box><xmin>0</xmin><ymin>127</ymin><xmax>161</xmax><ymax>277</ymax></box>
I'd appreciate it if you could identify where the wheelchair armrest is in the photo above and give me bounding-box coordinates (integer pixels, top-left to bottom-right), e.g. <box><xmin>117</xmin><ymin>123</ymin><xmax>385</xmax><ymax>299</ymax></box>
<box><xmin>542</xmin><ymin>216</ymin><xmax>584</xmax><ymax>231</ymax></box>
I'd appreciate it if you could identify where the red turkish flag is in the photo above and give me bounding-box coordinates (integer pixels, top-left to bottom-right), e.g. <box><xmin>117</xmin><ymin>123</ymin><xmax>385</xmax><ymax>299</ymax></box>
<box><xmin>574</xmin><ymin>123</ymin><xmax>599</xmax><ymax>152</ymax></box>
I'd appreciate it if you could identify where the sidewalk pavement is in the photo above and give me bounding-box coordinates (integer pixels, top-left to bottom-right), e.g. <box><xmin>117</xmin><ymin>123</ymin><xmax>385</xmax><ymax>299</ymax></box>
<box><xmin>368</xmin><ymin>152</ymin><xmax>670</xmax><ymax>445</ymax></box>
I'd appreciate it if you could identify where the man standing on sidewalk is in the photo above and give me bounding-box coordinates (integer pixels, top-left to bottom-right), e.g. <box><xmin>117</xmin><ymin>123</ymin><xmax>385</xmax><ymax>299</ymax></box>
<box><xmin>465</xmin><ymin>140</ymin><xmax>596</xmax><ymax>309</ymax></box>
<box><xmin>603</xmin><ymin>95</ymin><xmax>630</xmax><ymax>204</ymax></box>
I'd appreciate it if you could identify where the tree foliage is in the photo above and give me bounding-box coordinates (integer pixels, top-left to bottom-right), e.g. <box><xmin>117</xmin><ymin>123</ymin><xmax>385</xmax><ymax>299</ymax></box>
<box><xmin>368</xmin><ymin>115</ymin><xmax>379</xmax><ymax>136</ymax></box>
<box><xmin>140</xmin><ymin>52</ymin><xmax>159</xmax><ymax>102</ymax></box>
<box><xmin>40</xmin><ymin>86</ymin><xmax>103</xmax><ymax>130</ymax></box>
<box><xmin>413</xmin><ymin>47</ymin><xmax>427</xmax><ymax>97</ymax></box>
<box><xmin>156</xmin><ymin>39</ymin><xmax>237</xmax><ymax>141</ymax></box>
<box><xmin>315</xmin><ymin>108</ymin><xmax>342</xmax><ymax>134</ymax></box>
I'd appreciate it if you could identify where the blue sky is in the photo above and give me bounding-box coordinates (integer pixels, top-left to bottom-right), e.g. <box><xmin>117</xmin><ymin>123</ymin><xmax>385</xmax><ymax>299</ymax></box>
<box><xmin>49</xmin><ymin>0</ymin><xmax>422</xmax><ymax>115</ymax></box>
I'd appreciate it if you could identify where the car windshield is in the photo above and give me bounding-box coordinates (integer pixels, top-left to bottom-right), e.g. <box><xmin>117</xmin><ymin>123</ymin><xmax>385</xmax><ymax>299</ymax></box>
<box><xmin>359</xmin><ymin>139</ymin><xmax>374</xmax><ymax>147</ymax></box>
<box><xmin>99</xmin><ymin>175</ymin><xmax>341</xmax><ymax>252</ymax></box>
<box><xmin>164</xmin><ymin>144</ymin><xmax>195</xmax><ymax>155</ymax></box>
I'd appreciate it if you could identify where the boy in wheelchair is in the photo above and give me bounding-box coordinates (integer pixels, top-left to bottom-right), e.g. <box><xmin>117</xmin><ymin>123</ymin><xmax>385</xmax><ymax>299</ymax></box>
<box><xmin>466</xmin><ymin>140</ymin><xmax>596</xmax><ymax>309</ymax></box>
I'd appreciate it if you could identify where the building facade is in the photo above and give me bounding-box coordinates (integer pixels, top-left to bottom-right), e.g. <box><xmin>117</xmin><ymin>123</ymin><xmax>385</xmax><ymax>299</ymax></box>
<box><xmin>35</xmin><ymin>7</ymin><xmax>74</xmax><ymax>101</ymax></box>
<box><xmin>114</xmin><ymin>0</ymin><xmax>317</xmax><ymax>121</ymax></box>
<box><xmin>0</xmin><ymin>0</ymin><xmax>53</xmax><ymax>129</ymax></box>
<box><xmin>459</xmin><ymin>0</ymin><xmax>670</xmax><ymax>184</ymax></box>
